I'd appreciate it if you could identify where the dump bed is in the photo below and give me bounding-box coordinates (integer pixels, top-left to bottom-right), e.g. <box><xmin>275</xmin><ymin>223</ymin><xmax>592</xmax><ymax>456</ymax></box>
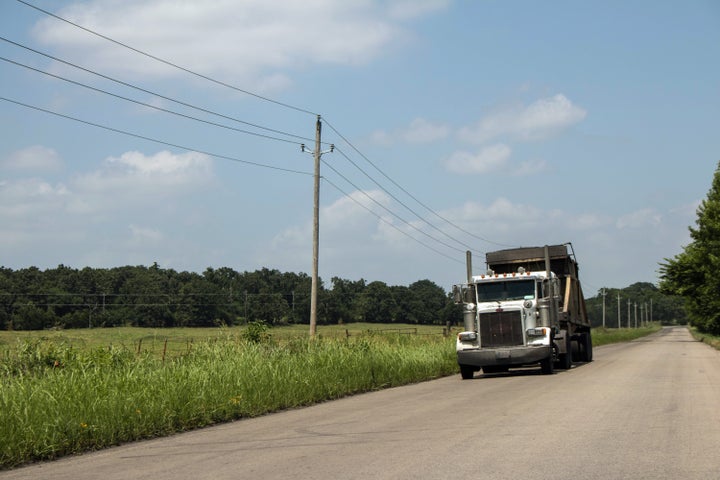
<box><xmin>486</xmin><ymin>245</ymin><xmax>578</xmax><ymax>277</ymax></box>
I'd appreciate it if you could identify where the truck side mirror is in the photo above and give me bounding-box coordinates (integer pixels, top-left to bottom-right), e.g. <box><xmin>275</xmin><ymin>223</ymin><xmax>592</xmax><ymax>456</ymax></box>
<box><xmin>452</xmin><ymin>285</ymin><xmax>463</xmax><ymax>304</ymax></box>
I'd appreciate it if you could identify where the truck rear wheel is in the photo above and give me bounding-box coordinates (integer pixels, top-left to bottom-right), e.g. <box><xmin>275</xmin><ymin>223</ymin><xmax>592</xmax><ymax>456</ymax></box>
<box><xmin>581</xmin><ymin>332</ymin><xmax>593</xmax><ymax>362</ymax></box>
<box><xmin>460</xmin><ymin>365</ymin><xmax>474</xmax><ymax>380</ymax></box>
<box><xmin>557</xmin><ymin>335</ymin><xmax>572</xmax><ymax>370</ymax></box>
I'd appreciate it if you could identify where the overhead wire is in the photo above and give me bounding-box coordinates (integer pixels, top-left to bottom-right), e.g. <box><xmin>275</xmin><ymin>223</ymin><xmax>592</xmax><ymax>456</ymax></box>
<box><xmin>321</xmin><ymin>177</ymin><xmax>464</xmax><ymax>265</ymax></box>
<box><xmin>1</xmin><ymin>55</ymin><xmax>305</xmax><ymax>146</ymax></box>
<box><xmin>333</xmin><ymin>144</ymin><xmax>483</xmax><ymax>256</ymax></box>
<box><xmin>319</xmin><ymin>156</ymin><xmax>467</xmax><ymax>255</ymax></box>
<box><xmin>15</xmin><ymin>0</ymin><xmax>318</xmax><ymax>116</ymax></box>
<box><xmin>11</xmin><ymin>0</ymin><xmax>510</xmax><ymax>260</ymax></box>
<box><xmin>324</xmin><ymin>118</ymin><xmax>515</xmax><ymax>249</ymax></box>
<box><xmin>0</xmin><ymin>36</ymin><xmax>316</xmax><ymax>145</ymax></box>
<box><xmin>0</xmin><ymin>96</ymin><xmax>314</xmax><ymax>176</ymax></box>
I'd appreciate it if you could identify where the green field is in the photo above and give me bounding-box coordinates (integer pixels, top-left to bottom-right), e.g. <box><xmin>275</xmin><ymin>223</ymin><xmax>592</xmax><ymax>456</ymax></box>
<box><xmin>0</xmin><ymin>323</ymin><xmax>450</xmax><ymax>359</ymax></box>
<box><xmin>0</xmin><ymin>323</ymin><xmax>661</xmax><ymax>470</ymax></box>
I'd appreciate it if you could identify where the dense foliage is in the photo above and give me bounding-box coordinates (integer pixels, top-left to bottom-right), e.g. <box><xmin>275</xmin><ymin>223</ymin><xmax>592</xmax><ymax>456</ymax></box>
<box><xmin>659</xmin><ymin>161</ymin><xmax>720</xmax><ymax>334</ymax></box>
<box><xmin>0</xmin><ymin>265</ymin><xmax>461</xmax><ymax>330</ymax></box>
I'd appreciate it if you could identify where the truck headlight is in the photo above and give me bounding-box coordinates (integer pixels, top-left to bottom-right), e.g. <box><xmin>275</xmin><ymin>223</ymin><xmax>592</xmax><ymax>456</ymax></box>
<box><xmin>527</xmin><ymin>327</ymin><xmax>547</xmax><ymax>337</ymax></box>
<box><xmin>458</xmin><ymin>332</ymin><xmax>478</xmax><ymax>342</ymax></box>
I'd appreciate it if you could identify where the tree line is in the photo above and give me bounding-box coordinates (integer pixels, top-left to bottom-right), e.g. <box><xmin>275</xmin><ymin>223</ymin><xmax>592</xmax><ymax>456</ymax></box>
<box><xmin>0</xmin><ymin>264</ymin><xmax>460</xmax><ymax>330</ymax></box>
<box><xmin>1</xmin><ymin>263</ymin><xmax>689</xmax><ymax>332</ymax></box>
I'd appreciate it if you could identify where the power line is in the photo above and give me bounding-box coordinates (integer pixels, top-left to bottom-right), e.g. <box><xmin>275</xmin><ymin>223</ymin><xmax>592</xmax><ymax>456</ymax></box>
<box><xmin>324</xmin><ymin>117</ymin><xmax>515</xmax><ymax>249</ymax></box>
<box><xmin>15</xmin><ymin>0</ymin><xmax>318</xmax><ymax>116</ymax></box>
<box><xmin>1</xmin><ymin>55</ymin><xmax>306</xmax><ymax>146</ymax></box>
<box><xmin>319</xmin><ymin>157</ymin><xmax>467</xmax><ymax>255</ymax></box>
<box><xmin>322</xmin><ymin>177</ymin><xmax>464</xmax><ymax>265</ymax></box>
<box><xmin>0</xmin><ymin>96</ymin><xmax>313</xmax><ymax>176</ymax></box>
<box><xmin>0</xmin><ymin>36</ymin><xmax>316</xmax><ymax>144</ymax></box>
<box><xmin>333</xmin><ymin>144</ymin><xmax>483</xmax><ymax>256</ymax></box>
<box><xmin>11</xmin><ymin>0</ymin><xmax>512</xmax><ymax>266</ymax></box>
<box><xmin>1</xmin><ymin>91</ymin><xmax>470</xmax><ymax>263</ymax></box>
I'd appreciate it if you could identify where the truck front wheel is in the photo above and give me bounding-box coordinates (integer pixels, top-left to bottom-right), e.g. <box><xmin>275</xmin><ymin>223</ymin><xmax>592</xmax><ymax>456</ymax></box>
<box><xmin>557</xmin><ymin>334</ymin><xmax>572</xmax><ymax>370</ymax></box>
<box><xmin>460</xmin><ymin>365</ymin><xmax>475</xmax><ymax>380</ymax></box>
<box><xmin>540</xmin><ymin>355</ymin><xmax>554</xmax><ymax>375</ymax></box>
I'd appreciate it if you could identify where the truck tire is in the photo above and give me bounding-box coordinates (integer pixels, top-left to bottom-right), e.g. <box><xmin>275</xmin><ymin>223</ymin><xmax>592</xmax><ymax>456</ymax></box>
<box><xmin>460</xmin><ymin>365</ymin><xmax>474</xmax><ymax>380</ymax></box>
<box><xmin>582</xmin><ymin>331</ymin><xmax>593</xmax><ymax>362</ymax></box>
<box><xmin>540</xmin><ymin>355</ymin><xmax>554</xmax><ymax>375</ymax></box>
<box><xmin>571</xmin><ymin>336</ymin><xmax>581</xmax><ymax>362</ymax></box>
<box><xmin>557</xmin><ymin>335</ymin><xmax>572</xmax><ymax>370</ymax></box>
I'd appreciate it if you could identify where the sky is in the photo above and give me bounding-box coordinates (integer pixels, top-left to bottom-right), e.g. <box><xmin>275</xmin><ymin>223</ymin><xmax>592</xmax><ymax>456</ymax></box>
<box><xmin>0</xmin><ymin>0</ymin><xmax>718</xmax><ymax>296</ymax></box>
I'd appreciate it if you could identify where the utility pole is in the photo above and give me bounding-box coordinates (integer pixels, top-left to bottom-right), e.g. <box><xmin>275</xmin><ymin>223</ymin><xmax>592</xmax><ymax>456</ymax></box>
<box><xmin>634</xmin><ymin>302</ymin><xmax>638</xmax><ymax>328</ymax></box>
<box><xmin>627</xmin><ymin>299</ymin><xmax>631</xmax><ymax>328</ymax></box>
<box><xmin>302</xmin><ymin>116</ymin><xmax>333</xmax><ymax>337</ymax></box>
<box><xmin>602</xmin><ymin>288</ymin><xmax>606</xmax><ymax>329</ymax></box>
<box><xmin>617</xmin><ymin>292</ymin><xmax>621</xmax><ymax>329</ymax></box>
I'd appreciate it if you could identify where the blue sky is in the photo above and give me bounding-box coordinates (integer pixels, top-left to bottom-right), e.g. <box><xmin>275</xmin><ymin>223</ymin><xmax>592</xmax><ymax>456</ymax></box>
<box><xmin>0</xmin><ymin>0</ymin><xmax>718</xmax><ymax>295</ymax></box>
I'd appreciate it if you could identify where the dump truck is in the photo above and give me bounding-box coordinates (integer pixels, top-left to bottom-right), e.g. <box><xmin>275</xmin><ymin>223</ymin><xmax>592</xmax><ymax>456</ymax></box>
<box><xmin>452</xmin><ymin>244</ymin><xmax>591</xmax><ymax>379</ymax></box>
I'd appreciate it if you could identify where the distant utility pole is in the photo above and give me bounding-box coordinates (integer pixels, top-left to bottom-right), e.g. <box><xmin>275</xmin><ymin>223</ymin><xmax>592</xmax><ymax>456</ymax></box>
<box><xmin>302</xmin><ymin>116</ymin><xmax>333</xmax><ymax>337</ymax></box>
<box><xmin>617</xmin><ymin>293</ymin><xmax>621</xmax><ymax>329</ymax></box>
<box><xmin>602</xmin><ymin>288</ymin><xmax>606</xmax><ymax>329</ymax></box>
<box><xmin>634</xmin><ymin>302</ymin><xmax>638</xmax><ymax>328</ymax></box>
<box><xmin>627</xmin><ymin>299</ymin><xmax>631</xmax><ymax>328</ymax></box>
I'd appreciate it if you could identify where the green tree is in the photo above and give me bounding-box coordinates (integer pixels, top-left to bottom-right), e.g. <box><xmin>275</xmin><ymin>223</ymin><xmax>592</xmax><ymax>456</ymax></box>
<box><xmin>355</xmin><ymin>281</ymin><xmax>396</xmax><ymax>323</ymax></box>
<box><xmin>325</xmin><ymin>277</ymin><xmax>366</xmax><ymax>324</ymax></box>
<box><xmin>660</xmin><ymin>161</ymin><xmax>720</xmax><ymax>334</ymax></box>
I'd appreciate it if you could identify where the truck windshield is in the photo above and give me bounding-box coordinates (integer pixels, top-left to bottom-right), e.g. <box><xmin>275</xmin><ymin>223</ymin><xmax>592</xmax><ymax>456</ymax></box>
<box><xmin>476</xmin><ymin>279</ymin><xmax>535</xmax><ymax>302</ymax></box>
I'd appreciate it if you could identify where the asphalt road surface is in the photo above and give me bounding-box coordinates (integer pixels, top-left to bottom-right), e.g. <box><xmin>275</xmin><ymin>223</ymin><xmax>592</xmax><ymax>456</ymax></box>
<box><xmin>3</xmin><ymin>326</ymin><xmax>719</xmax><ymax>480</ymax></box>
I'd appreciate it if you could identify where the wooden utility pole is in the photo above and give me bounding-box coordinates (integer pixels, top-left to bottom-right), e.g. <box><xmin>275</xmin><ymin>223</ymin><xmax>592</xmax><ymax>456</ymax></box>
<box><xmin>310</xmin><ymin>116</ymin><xmax>321</xmax><ymax>337</ymax></box>
<box><xmin>303</xmin><ymin>116</ymin><xmax>333</xmax><ymax>337</ymax></box>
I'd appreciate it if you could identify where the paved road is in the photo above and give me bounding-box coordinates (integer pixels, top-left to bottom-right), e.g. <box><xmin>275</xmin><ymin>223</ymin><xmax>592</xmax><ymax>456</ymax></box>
<box><xmin>3</xmin><ymin>326</ymin><xmax>719</xmax><ymax>479</ymax></box>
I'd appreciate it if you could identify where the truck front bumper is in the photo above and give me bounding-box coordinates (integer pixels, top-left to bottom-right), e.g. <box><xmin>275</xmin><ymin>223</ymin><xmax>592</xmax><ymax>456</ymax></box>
<box><xmin>457</xmin><ymin>345</ymin><xmax>552</xmax><ymax>368</ymax></box>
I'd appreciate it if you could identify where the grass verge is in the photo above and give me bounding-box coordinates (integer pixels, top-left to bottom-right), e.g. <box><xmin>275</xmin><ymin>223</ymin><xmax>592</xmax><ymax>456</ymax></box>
<box><xmin>591</xmin><ymin>324</ymin><xmax>662</xmax><ymax>347</ymax></box>
<box><xmin>0</xmin><ymin>333</ymin><xmax>455</xmax><ymax>469</ymax></box>
<box><xmin>688</xmin><ymin>328</ymin><xmax>720</xmax><ymax>350</ymax></box>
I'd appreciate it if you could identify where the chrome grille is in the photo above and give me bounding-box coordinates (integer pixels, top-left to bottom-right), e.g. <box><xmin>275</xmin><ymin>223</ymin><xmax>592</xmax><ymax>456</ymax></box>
<box><xmin>479</xmin><ymin>310</ymin><xmax>523</xmax><ymax>347</ymax></box>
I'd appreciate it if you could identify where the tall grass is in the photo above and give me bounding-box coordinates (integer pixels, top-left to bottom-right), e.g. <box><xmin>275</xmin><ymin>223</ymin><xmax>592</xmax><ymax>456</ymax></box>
<box><xmin>591</xmin><ymin>323</ymin><xmax>662</xmax><ymax>347</ymax></box>
<box><xmin>0</xmin><ymin>334</ymin><xmax>456</xmax><ymax>469</ymax></box>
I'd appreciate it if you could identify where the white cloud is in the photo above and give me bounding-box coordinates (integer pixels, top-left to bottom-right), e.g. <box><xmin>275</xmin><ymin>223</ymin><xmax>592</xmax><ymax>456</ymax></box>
<box><xmin>386</xmin><ymin>0</ymin><xmax>452</xmax><ymax>20</ymax></box>
<box><xmin>443</xmin><ymin>144</ymin><xmax>511</xmax><ymax>174</ymax></box>
<box><xmin>370</xmin><ymin>118</ymin><xmax>450</xmax><ymax>145</ymax></box>
<box><xmin>616</xmin><ymin>208</ymin><xmax>663</xmax><ymax>229</ymax></box>
<box><xmin>32</xmin><ymin>0</ymin><xmax>448</xmax><ymax>90</ymax></box>
<box><xmin>458</xmin><ymin>94</ymin><xmax>587</xmax><ymax>144</ymax></box>
<box><xmin>0</xmin><ymin>149</ymin><xmax>216</xmax><ymax>262</ymax></box>
<box><xmin>1</xmin><ymin>146</ymin><xmax>63</xmax><ymax>172</ymax></box>
<box><xmin>514</xmin><ymin>159</ymin><xmax>548</xmax><ymax>176</ymax></box>
<box><xmin>0</xmin><ymin>178</ymin><xmax>70</xmax><ymax>218</ymax></box>
<box><xmin>129</xmin><ymin>224</ymin><xmax>164</xmax><ymax>246</ymax></box>
<box><xmin>73</xmin><ymin>150</ymin><xmax>213</xmax><ymax>195</ymax></box>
